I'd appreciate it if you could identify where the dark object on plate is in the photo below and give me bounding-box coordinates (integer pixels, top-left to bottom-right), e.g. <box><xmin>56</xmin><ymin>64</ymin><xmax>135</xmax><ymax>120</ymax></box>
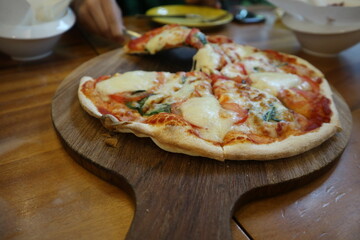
<box><xmin>234</xmin><ymin>9</ymin><xmax>265</xmax><ymax>23</ymax></box>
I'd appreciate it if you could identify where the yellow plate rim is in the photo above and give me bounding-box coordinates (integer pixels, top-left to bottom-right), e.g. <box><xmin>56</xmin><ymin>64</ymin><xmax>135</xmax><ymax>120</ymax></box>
<box><xmin>145</xmin><ymin>5</ymin><xmax>233</xmax><ymax>28</ymax></box>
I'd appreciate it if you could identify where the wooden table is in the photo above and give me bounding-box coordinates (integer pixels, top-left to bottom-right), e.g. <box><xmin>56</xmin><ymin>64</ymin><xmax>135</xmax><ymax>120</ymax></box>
<box><xmin>1</xmin><ymin>8</ymin><xmax>359</xmax><ymax>240</ymax></box>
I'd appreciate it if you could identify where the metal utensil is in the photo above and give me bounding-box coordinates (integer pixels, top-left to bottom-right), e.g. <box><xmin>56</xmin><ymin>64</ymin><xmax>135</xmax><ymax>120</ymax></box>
<box><xmin>201</xmin><ymin>12</ymin><xmax>232</xmax><ymax>23</ymax></box>
<box><xmin>135</xmin><ymin>14</ymin><xmax>202</xmax><ymax>19</ymax></box>
<box><xmin>124</xmin><ymin>29</ymin><xmax>142</xmax><ymax>39</ymax></box>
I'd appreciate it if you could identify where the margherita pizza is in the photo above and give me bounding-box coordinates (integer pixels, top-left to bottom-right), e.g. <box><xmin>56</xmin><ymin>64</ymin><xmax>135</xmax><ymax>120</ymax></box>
<box><xmin>78</xmin><ymin>25</ymin><xmax>340</xmax><ymax>161</ymax></box>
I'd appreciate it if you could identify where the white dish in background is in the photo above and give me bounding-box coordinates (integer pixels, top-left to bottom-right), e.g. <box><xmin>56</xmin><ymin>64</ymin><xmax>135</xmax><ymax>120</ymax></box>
<box><xmin>0</xmin><ymin>8</ymin><xmax>75</xmax><ymax>39</ymax></box>
<box><xmin>0</xmin><ymin>0</ymin><xmax>32</xmax><ymax>26</ymax></box>
<box><xmin>268</xmin><ymin>0</ymin><xmax>360</xmax><ymax>25</ymax></box>
<box><xmin>282</xmin><ymin>13</ymin><xmax>360</xmax><ymax>57</ymax></box>
<box><xmin>283</xmin><ymin>13</ymin><xmax>360</xmax><ymax>33</ymax></box>
<box><xmin>0</xmin><ymin>8</ymin><xmax>75</xmax><ymax>61</ymax></box>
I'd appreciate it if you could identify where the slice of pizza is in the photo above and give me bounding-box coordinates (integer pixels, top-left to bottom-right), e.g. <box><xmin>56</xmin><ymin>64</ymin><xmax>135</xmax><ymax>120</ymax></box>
<box><xmin>79</xmin><ymin>71</ymin><xmax>231</xmax><ymax>160</ymax></box>
<box><xmin>211</xmin><ymin>73</ymin><xmax>340</xmax><ymax>160</ymax></box>
<box><xmin>193</xmin><ymin>43</ymin><xmax>339</xmax><ymax>158</ymax></box>
<box><xmin>124</xmin><ymin>24</ymin><xmax>232</xmax><ymax>54</ymax></box>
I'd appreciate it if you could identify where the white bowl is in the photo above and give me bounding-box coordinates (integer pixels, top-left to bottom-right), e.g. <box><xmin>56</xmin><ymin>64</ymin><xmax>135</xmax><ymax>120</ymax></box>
<box><xmin>268</xmin><ymin>0</ymin><xmax>360</xmax><ymax>25</ymax></box>
<box><xmin>282</xmin><ymin>13</ymin><xmax>360</xmax><ymax>57</ymax></box>
<box><xmin>0</xmin><ymin>8</ymin><xmax>75</xmax><ymax>61</ymax></box>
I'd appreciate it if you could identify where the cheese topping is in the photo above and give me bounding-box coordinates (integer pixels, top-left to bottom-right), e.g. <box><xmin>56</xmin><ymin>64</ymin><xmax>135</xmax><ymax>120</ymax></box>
<box><xmin>145</xmin><ymin>27</ymin><xmax>190</xmax><ymax>54</ymax></box>
<box><xmin>152</xmin><ymin>73</ymin><xmax>210</xmax><ymax>101</ymax></box>
<box><xmin>193</xmin><ymin>44</ymin><xmax>221</xmax><ymax>74</ymax></box>
<box><xmin>172</xmin><ymin>82</ymin><xmax>195</xmax><ymax>100</ymax></box>
<box><xmin>156</xmin><ymin>74</ymin><xmax>183</xmax><ymax>96</ymax></box>
<box><xmin>180</xmin><ymin>96</ymin><xmax>234</xmax><ymax>142</ymax></box>
<box><xmin>95</xmin><ymin>71</ymin><xmax>158</xmax><ymax>98</ymax></box>
<box><xmin>213</xmin><ymin>78</ymin><xmax>295</xmax><ymax>137</ymax></box>
<box><xmin>230</xmin><ymin>45</ymin><xmax>256</xmax><ymax>59</ymax></box>
<box><xmin>249</xmin><ymin>72</ymin><xmax>302</xmax><ymax>96</ymax></box>
<box><xmin>221</xmin><ymin>63</ymin><xmax>246</xmax><ymax>78</ymax></box>
<box><xmin>220</xmin><ymin>44</ymin><xmax>255</xmax><ymax>61</ymax></box>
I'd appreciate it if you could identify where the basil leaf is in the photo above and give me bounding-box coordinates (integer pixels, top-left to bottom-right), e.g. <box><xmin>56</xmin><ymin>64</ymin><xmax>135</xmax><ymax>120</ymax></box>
<box><xmin>125</xmin><ymin>94</ymin><xmax>157</xmax><ymax>116</ymax></box>
<box><xmin>263</xmin><ymin>109</ymin><xmax>272</xmax><ymax>121</ymax></box>
<box><xmin>138</xmin><ymin>94</ymin><xmax>153</xmax><ymax>109</ymax></box>
<box><xmin>181</xmin><ymin>76</ymin><xmax>187</xmax><ymax>84</ymax></box>
<box><xmin>125</xmin><ymin>101</ymin><xmax>140</xmax><ymax>110</ymax></box>
<box><xmin>277</xmin><ymin>62</ymin><xmax>288</xmax><ymax>68</ymax></box>
<box><xmin>144</xmin><ymin>104</ymin><xmax>171</xmax><ymax>116</ymax></box>
<box><xmin>196</xmin><ymin>32</ymin><xmax>208</xmax><ymax>45</ymax></box>
<box><xmin>263</xmin><ymin>105</ymin><xmax>281</xmax><ymax>122</ymax></box>
<box><xmin>131</xmin><ymin>90</ymin><xmax>146</xmax><ymax>95</ymax></box>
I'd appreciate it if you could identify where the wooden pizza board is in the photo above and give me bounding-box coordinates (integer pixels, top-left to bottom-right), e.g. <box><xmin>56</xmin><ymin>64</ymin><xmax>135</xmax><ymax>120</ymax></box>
<box><xmin>51</xmin><ymin>48</ymin><xmax>352</xmax><ymax>240</ymax></box>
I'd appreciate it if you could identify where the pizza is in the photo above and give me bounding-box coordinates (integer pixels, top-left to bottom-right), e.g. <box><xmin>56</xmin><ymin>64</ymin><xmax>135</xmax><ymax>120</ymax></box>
<box><xmin>78</xmin><ymin>25</ymin><xmax>340</xmax><ymax>161</ymax></box>
<box><xmin>124</xmin><ymin>24</ymin><xmax>232</xmax><ymax>54</ymax></box>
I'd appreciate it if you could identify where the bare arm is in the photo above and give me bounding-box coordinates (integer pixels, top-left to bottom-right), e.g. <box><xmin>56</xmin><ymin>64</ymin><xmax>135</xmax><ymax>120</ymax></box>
<box><xmin>72</xmin><ymin>0</ymin><xmax>125</xmax><ymax>42</ymax></box>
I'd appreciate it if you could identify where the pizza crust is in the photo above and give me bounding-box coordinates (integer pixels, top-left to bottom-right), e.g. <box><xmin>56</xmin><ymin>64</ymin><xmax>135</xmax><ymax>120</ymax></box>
<box><xmin>149</xmin><ymin>129</ymin><xmax>224</xmax><ymax>160</ymax></box>
<box><xmin>291</xmin><ymin>54</ymin><xmax>324</xmax><ymax>77</ymax></box>
<box><xmin>102</xmin><ymin>114</ymin><xmax>225</xmax><ymax>160</ymax></box>
<box><xmin>78</xmin><ymin>76</ymin><xmax>102</xmax><ymax>118</ymax></box>
<box><xmin>104</xmin><ymin>114</ymin><xmax>224</xmax><ymax>160</ymax></box>
<box><xmin>319</xmin><ymin>77</ymin><xmax>341</xmax><ymax>130</ymax></box>
<box><xmin>223</xmin><ymin>122</ymin><xmax>338</xmax><ymax>160</ymax></box>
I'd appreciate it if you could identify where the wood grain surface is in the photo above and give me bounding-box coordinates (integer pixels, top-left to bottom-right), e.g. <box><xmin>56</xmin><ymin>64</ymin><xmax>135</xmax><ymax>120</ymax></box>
<box><xmin>1</xmin><ymin>7</ymin><xmax>360</xmax><ymax>240</ymax></box>
<box><xmin>52</xmin><ymin>47</ymin><xmax>352</xmax><ymax>240</ymax></box>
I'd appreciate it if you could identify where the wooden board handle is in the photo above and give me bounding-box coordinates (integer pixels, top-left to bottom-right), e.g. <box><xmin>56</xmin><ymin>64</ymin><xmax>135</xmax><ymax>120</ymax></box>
<box><xmin>126</xmin><ymin>176</ymin><xmax>245</xmax><ymax>240</ymax></box>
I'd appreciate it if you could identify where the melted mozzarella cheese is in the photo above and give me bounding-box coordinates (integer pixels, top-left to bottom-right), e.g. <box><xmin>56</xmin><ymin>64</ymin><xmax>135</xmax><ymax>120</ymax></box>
<box><xmin>221</xmin><ymin>63</ymin><xmax>246</xmax><ymax>78</ymax></box>
<box><xmin>142</xmin><ymin>94</ymin><xmax>165</xmax><ymax>111</ymax></box>
<box><xmin>249</xmin><ymin>72</ymin><xmax>302</xmax><ymax>96</ymax></box>
<box><xmin>145</xmin><ymin>27</ymin><xmax>189</xmax><ymax>54</ymax></box>
<box><xmin>193</xmin><ymin>44</ymin><xmax>221</xmax><ymax>74</ymax></box>
<box><xmin>230</xmin><ymin>88</ymin><xmax>292</xmax><ymax>137</ymax></box>
<box><xmin>95</xmin><ymin>71</ymin><xmax>158</xmax><ymax>97</ymax></box>
<box><xmin>229</xmin><ymin>44</ymin><xmax>256</xmax><ymax>59</ymax></box>
<box><xmin>154</xmin><ymin>74</ymin><xmax>204</xmax><ymax>101</ymax></box>
<box><xmin>250</xmin><ymin>52</ymin><xmax>269</xmax><ymax>62</ymax></box>
<box><xmin>172</xmin><ymin>82</ymin><xmax>195</xmax><ymax>100</ymax></box>
<box><xmin>243</xmin><ymin>59</ymin><xmax>278</xmax><ymax>74</ymax></box>
<box><xmin>180</xmin><ymin>96</ymin><xmax>234</xmax><ymax>142</ymax></box>
<box><xmin>156</xmin><ymin>74</ymin><xmax>183</xmax><ymax>95</ymax></box>
<box><xmin>219</xmin><ymin>44</ymin><xmax>255</xmax><ymax>61</ymax></box>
